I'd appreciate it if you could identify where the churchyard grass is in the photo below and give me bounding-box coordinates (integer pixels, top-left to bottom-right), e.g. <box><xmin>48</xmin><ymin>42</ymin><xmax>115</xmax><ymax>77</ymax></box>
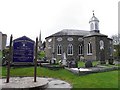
<box><xmin>2</xmin><ymin>66</ymin><xmax>119</xmax><ymax>88</ymax></box>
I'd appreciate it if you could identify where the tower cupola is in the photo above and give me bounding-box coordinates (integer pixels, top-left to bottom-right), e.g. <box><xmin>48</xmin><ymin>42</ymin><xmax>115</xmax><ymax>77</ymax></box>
<box><xmin>89</xmin><ymin>11</ymin><xmax>99</xmax><ymax>33</ymax></box>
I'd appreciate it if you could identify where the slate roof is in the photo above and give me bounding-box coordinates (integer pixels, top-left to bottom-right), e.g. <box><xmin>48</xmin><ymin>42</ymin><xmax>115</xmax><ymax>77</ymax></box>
<box><xmin>84</xmin><ymin>31</ymin><xmax>108</xmax><ymax>38</ymax></box>
<box><xmin>45</xmin><ymin>29</ymin><xmax>107</xmax><ymax>39</ymax></box>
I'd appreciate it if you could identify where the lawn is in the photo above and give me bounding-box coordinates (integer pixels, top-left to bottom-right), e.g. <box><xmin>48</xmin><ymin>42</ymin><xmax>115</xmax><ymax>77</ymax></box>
<box><xmin>2</xmin><ymin>66</ymin><xmax>119</xmax><ymax>89</ymax></box>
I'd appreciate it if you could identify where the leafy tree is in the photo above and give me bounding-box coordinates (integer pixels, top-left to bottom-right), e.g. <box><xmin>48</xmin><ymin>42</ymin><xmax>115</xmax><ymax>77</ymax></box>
<box><xmin>111</xmin><ymin>34</ymin><xmax>120</xmax><ymax>60</ymax></box>
<box><xmin>111</xmin><ymin>34</ymin><xmax>120</xmax><ymax>45</ymax></box>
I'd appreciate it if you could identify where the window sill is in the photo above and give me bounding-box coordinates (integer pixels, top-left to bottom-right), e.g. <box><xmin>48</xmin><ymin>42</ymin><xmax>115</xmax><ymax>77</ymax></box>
<box><xmin>57</xmin><ymin>54</ymin><xmax>61</xmax><ymax>55</ymax></box>
<box><xmin>87</xmin><ymin>53</ymin><xmax>92</xmax><ymax>55</ymax></box>
<box><xmin>67</xmin><ymin>54</ymin><xmax>73</xmax><ymax>56</ymax></box>
<box><xmin>78</xmin><ymin>54</ymin><xmax>83</xmax><ymax>55</ymax></box>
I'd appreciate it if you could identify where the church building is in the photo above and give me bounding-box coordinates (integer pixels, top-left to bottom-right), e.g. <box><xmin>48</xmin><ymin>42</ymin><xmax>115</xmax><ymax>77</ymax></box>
<box><xmin>45</xmin><ymin>12</ymin><xmax>113</xmax><ymax>63</ymax></box>
<box><xmin>0</xmin><ymin>32</ymin><xmax>7</xmax><ymax>51</ymax></box>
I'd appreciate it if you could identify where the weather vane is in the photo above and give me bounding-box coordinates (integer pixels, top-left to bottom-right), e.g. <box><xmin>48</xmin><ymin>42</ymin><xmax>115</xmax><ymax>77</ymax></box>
<box><xmin>92</xmin><ymin>10</ymin><xmax>95</xmax><ymax>16</ymax></box>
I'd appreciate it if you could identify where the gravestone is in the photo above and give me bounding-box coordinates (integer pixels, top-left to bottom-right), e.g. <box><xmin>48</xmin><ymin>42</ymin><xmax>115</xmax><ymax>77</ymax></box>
<box><xmin>62</xmin><ymin>52</ymin><xmax>67</xmax><ymax>66</ymax></box>
<box><xmin>108</xmin><ymin>58</ymin><xmax>114</xmax><ymax>65</ymax></box>
<box><xmin>68</xmin><ymin>58</ymin><xmax>78</xmax><ymax>68</ymax></box>
<box><xmin>50</xmin><ymin>58</ymin><xmax>56</xmax><ymax>64</ymax></box>
<box><xmin>13</xmin><ymin>36</ymin><xmax>35</xmax><ymax>65</ymax></box>
<box><xmin>85</xmin><ymin>60</ymin><xmax>93</xmax><ymax>68</ymax></box>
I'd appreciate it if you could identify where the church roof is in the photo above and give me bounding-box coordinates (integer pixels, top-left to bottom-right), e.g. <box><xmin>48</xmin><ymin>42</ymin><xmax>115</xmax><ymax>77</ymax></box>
<box><xmin>45</xmin><ymin>29</ymin><xmax>90</xmax><ymax>38</ymax></box>
<box><xmin>89</xmin><ymin>15</ymin><xmax>99</xmax><ymax>23</ymax></box>
<box><xmin>45</xmin><ymin>29</ymin><xmax>107</xmax><ymax>39</ymax></box>
<box><xmin>84</xmin><ymin>31</ymin><xmax>107</xmax><ymax>38</ymax></box>
<box><xmin>89</xmin><ymin>11</ymin><xmax>99</xmax><ymax>23</ymax></box>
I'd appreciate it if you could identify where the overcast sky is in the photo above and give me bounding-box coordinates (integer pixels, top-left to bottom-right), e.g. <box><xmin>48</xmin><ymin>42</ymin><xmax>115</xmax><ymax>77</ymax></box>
<box><xmin>0</xmin><ymin>0</ymin><xmax>119</xmax><ymax>45</ymax></box>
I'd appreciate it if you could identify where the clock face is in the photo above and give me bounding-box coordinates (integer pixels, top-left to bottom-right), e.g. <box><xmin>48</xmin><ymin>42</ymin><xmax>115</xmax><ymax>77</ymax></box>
<box><xmin>100</xmin><ymin>40</ymin><xmax>104</xmax><ymax>50</ymax></box>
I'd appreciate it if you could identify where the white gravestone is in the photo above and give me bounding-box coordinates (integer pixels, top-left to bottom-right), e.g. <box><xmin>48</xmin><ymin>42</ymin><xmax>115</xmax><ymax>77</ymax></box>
<box><xmin>62</xmin><ymin>52</ymin><xmax>67</xmax><ymax>66</ymax></box>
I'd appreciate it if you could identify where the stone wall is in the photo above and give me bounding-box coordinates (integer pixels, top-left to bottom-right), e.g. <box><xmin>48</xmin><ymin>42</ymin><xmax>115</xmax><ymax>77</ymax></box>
<box><xmin>84</xmin><ymin>36</ymin><xmax>96</xmax><ymax>60</ymax></box>
<box><xmin>45</xmin><ymin>35</ymin><xmax>84</xmax><ymax>61</ymax></box>
<box><xmin>45</xmin><ymin>35</ymin><xmax>113</xmax><ymax>62</ymax></box>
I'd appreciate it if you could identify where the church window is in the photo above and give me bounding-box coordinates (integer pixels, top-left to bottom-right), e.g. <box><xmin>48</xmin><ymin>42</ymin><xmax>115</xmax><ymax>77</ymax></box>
<box><xmin>87</xmin><ymin>42</ymin><xmax>92</xmax><ymax>55</ymax></box>
<box><xmin>48</xmin><ymin>38</ymin><xmax>52</xmax><ymax>42</ymax></box>
<box><xmin>57</xmin><ymin>37</ymin><xmax>62</xmax><ymax>41</ymax></box>
<box><xmin>91</xmin><ymin>23</ymin><xmax>94</xmax><ymax>30</ymax></box>
<box><xmin>78</xmin><ymin>38</ymin><xmax>83</xmax><ymax>42</ymax></box>
<box><xmin>95</xmin><ymin>23</ymin><xmax>98</xmax><ymax>30</ymax></box>
<box><xmin>67</xmin><ymin>37</ymin><xmax>73</xmax><ymax>41</ymax></box>
<box><xmin>57</xmin><ymin>44</ymin><xmax>62</xmax><ymax>55</ymax></box>
<box><xmin>67</xmin><ymin>44</ymin><xmax>73</xmax><ymax>55</ymax></box>
<box><xmin>109</xmin><ymin>47</ymin><xmax>112</xmax><ymax>56</ymax></box>
<box><xmin>100</xmin><ymin>40</ymin><xmax>104</xmax><ymax>50</ymax></box>
<box><xmin>78</xmin><ymin>44</ymin><xmax>83</xmax><ymax>55</ymax></box>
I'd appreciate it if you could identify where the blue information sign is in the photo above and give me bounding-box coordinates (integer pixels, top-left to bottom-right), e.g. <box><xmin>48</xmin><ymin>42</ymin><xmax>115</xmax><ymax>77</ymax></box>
<box><xmin>13</xmin><ymin>36</ymin><xmax>35</xmax><ymax>62</ymax></box>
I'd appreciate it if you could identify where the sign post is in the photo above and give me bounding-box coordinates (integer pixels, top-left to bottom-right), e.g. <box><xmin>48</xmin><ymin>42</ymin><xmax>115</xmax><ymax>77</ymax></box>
<box><xmin>6</xmin><ymin>34</ymin><xmax>13</xmax><ymax>83</ymax></box>
<box><xmin>34</xmin><ymin>37</ymin><xmax>38</xmax><ymax>82</ymax></box>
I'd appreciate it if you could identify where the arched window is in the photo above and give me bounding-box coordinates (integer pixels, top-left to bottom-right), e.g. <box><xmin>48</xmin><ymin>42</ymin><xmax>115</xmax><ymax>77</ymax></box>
<box><xmin>95</xmin><ymin>23</ymin><xmax>98</xmax><ymax>30</ymax></box>
<box><xmin>67</xmin><ymin>44</ymin><xmax>73</xmax><ymax>55</ymax></box>
<box><xmin>57</xmin><ymin>44</ymin><xmax>62</xmax><ymax>55</ymax></box>
<box><xmin>100</xmin><ymin>40</ymin><xmax>104</xmax><ymax>50</ymax></box>
<box><xmin>78</xmin><ymin>45</ymin><xmax>83</xmax><ymax>55</ymax></box>
<box><xmin>109</xmin><ymin>47</ymin><xmax>112</xmax><ymax>56</ymax></box>
<box><xmin>87</xmin><ymin>42</ymin><xmax>92</xmax><ymax>55</ymax></box>
<box><xmin>91</xmin><ymin>23</ymin><xmax>94</xmax><ymax>30</ymax></box>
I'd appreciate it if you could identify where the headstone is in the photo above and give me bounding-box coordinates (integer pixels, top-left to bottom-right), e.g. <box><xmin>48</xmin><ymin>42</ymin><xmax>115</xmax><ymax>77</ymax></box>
<box><xmin>108</xmin><ymin>58</ymin><xmax>114</xmax><ymax>65</ymax></box>
<box><xmin>62</xmin><ymin>52</ymin><xmax>67</xmax><ymax>66</ymax></box>
<box><xmin>13</xmin><ymin>36</ymin><xmax>35</xmax><ymax>65</ymax></box>
<box><xmin>80</xmin><ymin>56</ymin><xmax>84</xmax><ymax>61</ymax></box>
<box><xmin>68</xmin><ymin>58</ymin><xmax>78</xmax><ymax>68</ymax></box>
<box><xmin>85</xmin><ymin>60</ymin><xmax>93</xmax><ymax>68</ymax></box>
<box><xmin>100</xmin><ymin>60</ymin><xmax>106</xmax><ymax>64</ymax></box>
<box><xmin>50</xmin><ymin>58</ymin><xmax>56</xmax><ymax>64</ymax></box>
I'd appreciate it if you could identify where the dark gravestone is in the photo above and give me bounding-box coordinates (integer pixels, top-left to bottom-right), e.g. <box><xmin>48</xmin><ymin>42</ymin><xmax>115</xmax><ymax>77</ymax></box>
<box><xmin>68</xmin><ymin>59</ymin><xmax>78</xmax><ymax>68</ymax></box>
<box><xmin>13</xmin><ymin>36</ymin><xmax>35</xmax><ymax>65</ymax></box>
<box><xmin>85</xmin><ymin>60</ymin><xmax>93</xmax><ymax>68</ymax></box>
<box><xmin>108</xmin><ymin>59</ymin><xmax>114</xmax><ymax>65</ymax></box>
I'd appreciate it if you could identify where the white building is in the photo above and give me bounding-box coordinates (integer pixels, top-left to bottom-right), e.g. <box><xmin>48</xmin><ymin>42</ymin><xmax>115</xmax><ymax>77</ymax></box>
<box><xmin>0</xmin><ymin>31</ymin><xmax>7</xmax><ymax>51</ymax></box>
